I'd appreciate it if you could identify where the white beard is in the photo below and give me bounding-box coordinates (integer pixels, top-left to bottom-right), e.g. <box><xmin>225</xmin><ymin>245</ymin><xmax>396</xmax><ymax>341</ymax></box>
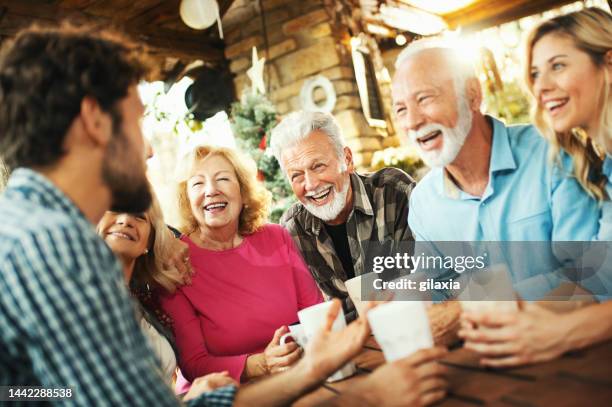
<box><xmin>303</xmin><ymin>176</ymin><xmax>350</xmax><ymax>222</ymax></box>
<box><xmin>409</xmin><ymin>94</ymin><xmax>473</xmax><ymax>168</ymax></box>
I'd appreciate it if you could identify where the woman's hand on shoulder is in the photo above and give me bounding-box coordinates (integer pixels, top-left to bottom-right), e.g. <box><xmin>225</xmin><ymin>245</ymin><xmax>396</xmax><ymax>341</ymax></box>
<box><xmin>164</xmin><ymin>238</ymin><xmax>193</xmax><ymax>285</ymax></box>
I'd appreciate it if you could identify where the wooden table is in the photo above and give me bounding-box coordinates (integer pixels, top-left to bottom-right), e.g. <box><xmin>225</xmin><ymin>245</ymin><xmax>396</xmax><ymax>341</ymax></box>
<box><xmin>294</xmin><ymin>337</ymin><xmax>612</xmax><ymax>406</ymax></box>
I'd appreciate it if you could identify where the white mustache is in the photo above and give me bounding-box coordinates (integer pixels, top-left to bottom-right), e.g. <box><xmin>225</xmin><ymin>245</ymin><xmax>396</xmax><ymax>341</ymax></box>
<box><xmin>408</xmin><ymin>123</ymin><xmax>447</xmax><ymax>142</ymax></box>
<box><xmin>305</xmin><ymin>185</ymin><xmax>333</xmax><ymax>197</ymax></box>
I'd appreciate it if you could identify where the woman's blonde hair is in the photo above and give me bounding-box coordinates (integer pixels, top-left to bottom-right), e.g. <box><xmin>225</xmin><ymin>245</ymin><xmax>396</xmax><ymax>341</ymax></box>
<box><xmin>177</xmin><ymin>145</ymin><xmax>271</xmax><ymax>236</ymax></box>
<box><xmin>131</xmin><ymin>190</ymin><xmax>184</xmax><ymax>294</ymax></box>
<box><xmin>523</xmin><ymin>7</ymin><xmax>612</xmax><ymax>201</ymax></box>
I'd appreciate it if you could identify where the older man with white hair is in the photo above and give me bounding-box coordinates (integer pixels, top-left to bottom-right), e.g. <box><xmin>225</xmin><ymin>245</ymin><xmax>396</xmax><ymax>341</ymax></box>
<box><xmin>392</xmin><ymin>38</ymin><xmax>598</xmax><ymax>242</ymax></box>
<box><xmin>270</xmin><ymin>111</ymin><xmax>415</xmax><ymax>319</ymax></box>
<box><xmin>391</xmin><ymin>38</ymin><xmax>599</xmax><ymax>299</ymax></box>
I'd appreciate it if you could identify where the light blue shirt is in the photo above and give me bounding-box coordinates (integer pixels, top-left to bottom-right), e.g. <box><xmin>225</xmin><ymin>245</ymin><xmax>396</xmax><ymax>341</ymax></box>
<box><xmin>408</xmin><ymin>116</ymin><xmax>600</xmax><ymax>299</ymax></box>
<box><xmin>596</xmin><ymin>155</ymin><xmax>612</xmax><ymax>241</ymax></box>
<box><xmin>409</xmin><ymin>116</ymin><xmax>599</xmax><ymax>241</ymax></box>
<box><xmin>586</xmin><ymin>155</ymin><xmax>612</xmax><ymax>300</ymax></box>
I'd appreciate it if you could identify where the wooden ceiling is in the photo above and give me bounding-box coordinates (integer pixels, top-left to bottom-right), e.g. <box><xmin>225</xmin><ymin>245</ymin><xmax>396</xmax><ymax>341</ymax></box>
<box><xmin>365</xmin><ymin>0</ymin><xmax>592</xmax><ymax>39</ymax></box>
<box><xmin>439</xmin><ymin>0</ymin><xmax>582</xmax><ymax>31</ymax></box>
<box><xmin>1</xmin><ymin>0</ymin><xmax>606</xmax><ymax>72</ymax></box>
<box><xmin>0</xmin><ymin>0</ymin><xmax>234</xmax><ymax>65</ymax></box>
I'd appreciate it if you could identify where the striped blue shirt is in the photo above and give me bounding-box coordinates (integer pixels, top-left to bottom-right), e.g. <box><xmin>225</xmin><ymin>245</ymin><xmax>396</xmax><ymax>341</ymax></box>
<box><xmin>0</xmin><ymin>168</ymin><xmax>236</xmax><ymax>406</ymax></box>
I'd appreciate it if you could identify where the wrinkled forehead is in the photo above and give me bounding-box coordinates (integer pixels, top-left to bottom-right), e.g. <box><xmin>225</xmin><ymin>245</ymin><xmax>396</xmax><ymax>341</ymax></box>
<box><xmin>191</xmin><ymin>153</ymin><xmax>235</xmax><ymax>176</ymax></box>
<box><xmin>281</xmin><ymin>132</ymin><xmax>339</xmax><ymax>169</ymax></box>
<box><xmin>392</xmin><ymin>49</ymin><xmax>456</xmax><ymax>95</ymax></box>
<box><xmin>176</xmin><ymin>151</ymin><xmax>231</xmax><ymax>182</ymax></box>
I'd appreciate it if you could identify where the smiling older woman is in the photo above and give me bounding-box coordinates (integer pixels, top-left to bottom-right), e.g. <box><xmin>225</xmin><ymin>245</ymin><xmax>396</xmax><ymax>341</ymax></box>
<box><xmin>161</xmin><ymin>145</ymin><xmax>323</xmax><ymax>388</ymax></box>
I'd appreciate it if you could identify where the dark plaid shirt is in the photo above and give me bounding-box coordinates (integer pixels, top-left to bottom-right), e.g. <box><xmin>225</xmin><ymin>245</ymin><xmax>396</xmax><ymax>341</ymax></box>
<box><xmin>280</xmin><ymin>168</ymin><xmax>415</xmax><ymax>317</ymax></box>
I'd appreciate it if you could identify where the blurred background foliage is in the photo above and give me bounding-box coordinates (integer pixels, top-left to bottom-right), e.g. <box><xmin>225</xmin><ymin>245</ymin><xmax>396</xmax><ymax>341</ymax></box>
<box><xmin>230</xmin><ymin>91</ymin><xmax>295</xmax><ymax>223</ymax></box>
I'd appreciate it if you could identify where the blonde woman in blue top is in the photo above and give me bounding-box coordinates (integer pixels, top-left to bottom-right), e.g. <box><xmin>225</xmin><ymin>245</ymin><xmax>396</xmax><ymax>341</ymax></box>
<box><xmin>460</xmin><ymin>7</ymin><xmax>612</xmax><ymax>367</ymax></box>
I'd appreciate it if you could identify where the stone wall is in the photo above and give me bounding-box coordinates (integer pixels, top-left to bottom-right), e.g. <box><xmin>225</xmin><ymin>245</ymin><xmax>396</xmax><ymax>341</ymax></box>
<box><xmin>222</xmin><ymin>0</ymin><xmax>395</xmax><ymax>169</ymax></box>
<box><xmin>380</xmin><ymin>46</ymin><xmax>405</xmax><ymax>146</ymax></box>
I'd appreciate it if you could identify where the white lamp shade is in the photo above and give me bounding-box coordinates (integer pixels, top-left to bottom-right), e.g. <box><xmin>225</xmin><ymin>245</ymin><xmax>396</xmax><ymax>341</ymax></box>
<box><xmin>180</xmin><ymin>0</ymin><xmax>219</xmax><ymax>30</ymax></box>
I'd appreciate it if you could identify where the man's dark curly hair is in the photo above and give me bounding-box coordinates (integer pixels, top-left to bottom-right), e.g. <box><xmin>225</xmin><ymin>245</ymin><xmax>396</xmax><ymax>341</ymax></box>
<box><xmin>0</xmin><ymin>22</ymin><xmax>151</xmax><ymax>170</ymax></box>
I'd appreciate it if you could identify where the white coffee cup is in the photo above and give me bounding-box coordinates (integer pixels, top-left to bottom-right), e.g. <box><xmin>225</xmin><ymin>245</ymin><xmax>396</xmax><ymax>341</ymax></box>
<box><xmin>345</xmin><ymin>273</ymin><xmax>391</xmax><ymax>316</ymax></box>
<box><xmin>280</xmin><ymin>323</ymin><xmax>307</xmax><ymax>347</ymax></box>
<box><xmin>457</xmin><ymin>264</ymin><xmax>518</xmax><ymax>314</ymax></box>
<box><xmin>297</xmin><ymin>301</ymin><xmax>357</xmax><ymax>382</ymax></box>
<box><xmin>367</xmin><ymin>301</ymin><xmax>433</xmax><ymax>362</ymax></box>
<box><xmin>345</xmin><ymin>275</ymin><xmax>367</xmax><ymax>316</ymax></box>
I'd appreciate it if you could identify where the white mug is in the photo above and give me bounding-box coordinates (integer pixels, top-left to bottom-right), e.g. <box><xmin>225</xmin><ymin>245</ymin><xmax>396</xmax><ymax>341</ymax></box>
<box><xmin>345</xmin><ymin>275</ymin><xmax>367</xmax><ymax>316</ymax></box>
<box><xmin>458</xmin><ymin>264</ymin><xmax>518</xmax><ymax>314</ymax></box>
<box><xmin>297</xmin><ymin>301</ymin><xmax>357</xmax><ymax>382</ymax></box>
<box><xmin>367</xmin><ymin>301</ymin><xmax>433</xmax><ymax>362</ymax></box>
<box><xmin>345</xmin><ymin>273</ymin><xmax>392</xmax><ymax>316</ymax></box>
<box><xmin>280</xmin><ymin>323</ymin><xmax>307</xmax><ymax>347</ymax></box>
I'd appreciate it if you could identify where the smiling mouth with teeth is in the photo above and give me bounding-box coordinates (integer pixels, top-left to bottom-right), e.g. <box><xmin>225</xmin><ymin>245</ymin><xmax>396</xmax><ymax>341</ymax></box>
<box><xmin>417</xmin><ymin>130</ymin><xmax>442</xmax><ymax>144</ymax></box>
<box><xmin>108</xmin><ymin>231</ymin><xmax>135</xmax><ymax>241</ymax></box>
<box><xmin>545</xmin><ymin>98</ymin><xmax>569</xmax><ymax>114</ymax></box>
<box><xmin>308</xmin><ymin>187</ymin><xmax>333</xmax><ymax>203</ymax></box>
<box><xmin>204</xmin><ymin>202</ymin><xmax>228</xmax><ymax>211</ymax></box>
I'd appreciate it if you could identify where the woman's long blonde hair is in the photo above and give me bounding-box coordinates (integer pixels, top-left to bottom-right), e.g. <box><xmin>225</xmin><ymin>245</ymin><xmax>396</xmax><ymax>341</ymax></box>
<box><xmin>523</xmin><ymin>7</ymin><xmax>612</xmax><ymax>200</ymax></box>
<box><xmin>176</xmin><ymin>145</ymin><xmax>271</xmax><ymax>236</ymax></box>
<box><xmin>131</xmin><ymin>190</ymin><xmax>184</xmax><ymax>294</ymax></box>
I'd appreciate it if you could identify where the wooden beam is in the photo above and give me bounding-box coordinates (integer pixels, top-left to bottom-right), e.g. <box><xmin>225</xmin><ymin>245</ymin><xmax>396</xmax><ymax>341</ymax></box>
<box><xmin>57</xmin><ymin>0</ymin><xmax>100</xmax><ymax>9</ymax></box>
<box><xmin>125</xmin><ymin>0</ymin><xmax>176</xmax><ymax>28</ymax></box>
<box><xmin>442</xmin><ymin>0</ymin><xmax>524</xmax><ymax>19</ymax></box>
<box><xmin>444</xmin><ymin>0</ymin><xmax>578</xmax><ymax>31</ymax></box>
<box><xmin>0</xmin><ymin>2</ymin><xmax>224</xmax><ymax>62</ymax></box>
<box><xmin>219</xmin><ymin>0</ymin><xmax>235</xmax><ymax>18</ymax></box>
<box><xmin>135</xmin><ymin>27</ymin><xmax>224</xmax><ymax>61</ymax></box>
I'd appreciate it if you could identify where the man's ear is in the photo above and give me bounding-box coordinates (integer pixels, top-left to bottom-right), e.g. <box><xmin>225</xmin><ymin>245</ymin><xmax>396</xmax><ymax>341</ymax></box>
<box><xmin>344</xmin><ymin>146</ymin><xmax>354</xmax><ymax>173</ymax></box>
<box><xmin>465</xmin><ymin>77</ymin><xmax>483</xmax><ymax>112</ymax></box>
<box><xmin>80</xmin><ymin>96</ymin><xmax>112</xmax><ymax>147</ymax></box>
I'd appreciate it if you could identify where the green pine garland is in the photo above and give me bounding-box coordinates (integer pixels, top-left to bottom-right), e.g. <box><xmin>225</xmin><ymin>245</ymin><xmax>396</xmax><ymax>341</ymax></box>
<box><xmin>230</xmin><ymin>91</ymin><xmax>295</xmax><ymax>223</ymax></box>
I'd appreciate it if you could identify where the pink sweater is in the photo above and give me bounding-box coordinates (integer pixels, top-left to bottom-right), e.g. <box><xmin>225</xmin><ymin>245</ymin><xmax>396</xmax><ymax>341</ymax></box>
<box><xmin>160</xmin><ymin>224</ymin><xmax>323</xmax><ymax>383</ymax></box>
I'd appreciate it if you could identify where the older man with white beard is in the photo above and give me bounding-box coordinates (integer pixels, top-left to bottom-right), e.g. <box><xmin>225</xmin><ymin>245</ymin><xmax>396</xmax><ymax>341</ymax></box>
<box><xmin>391</xmin><ymin>39</ymin><xmax>600</xmax><ymax>299</ymax></box>
<box><xmin>270</xmin><ymin>111</ymin><xmax>415</xmax><ymax>320</ymax></box>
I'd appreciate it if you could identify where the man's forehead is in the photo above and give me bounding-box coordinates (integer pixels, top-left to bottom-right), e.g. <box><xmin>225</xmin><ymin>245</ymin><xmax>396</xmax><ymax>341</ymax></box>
<box><xmin>283</xmin><ymin>137</ymin><xmax>334</xmax><ymax>168</ymax></box>
<box><xmin>394</xmin><ymin>74</ymin><xmax>453</xmax><ymax>101</ymax></box>
<box><xmin>392</xmin><ymin>71</ymin><xmax>439</xmax><ymax>98</ymax></box>
<box><xmin>284</xmin><ymin>144</ymin><xmax>328</xmax><ymax>162</ymax></box>
<box><xmin>393</xmin><ymin>50</ymin><xmax>454</xmax><ymax>87</ymax></box>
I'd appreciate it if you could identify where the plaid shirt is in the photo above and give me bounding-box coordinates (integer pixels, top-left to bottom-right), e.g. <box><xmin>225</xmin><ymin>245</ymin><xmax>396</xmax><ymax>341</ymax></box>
<box><xmin>280</xmin><ymin>168</ymin><xmax>415</xmax><ymax>316</ymax></box>
<box><xmin>0</xmin><ymin>169</ymin><xmax>236</xmax><ymax>406</ymax></box>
